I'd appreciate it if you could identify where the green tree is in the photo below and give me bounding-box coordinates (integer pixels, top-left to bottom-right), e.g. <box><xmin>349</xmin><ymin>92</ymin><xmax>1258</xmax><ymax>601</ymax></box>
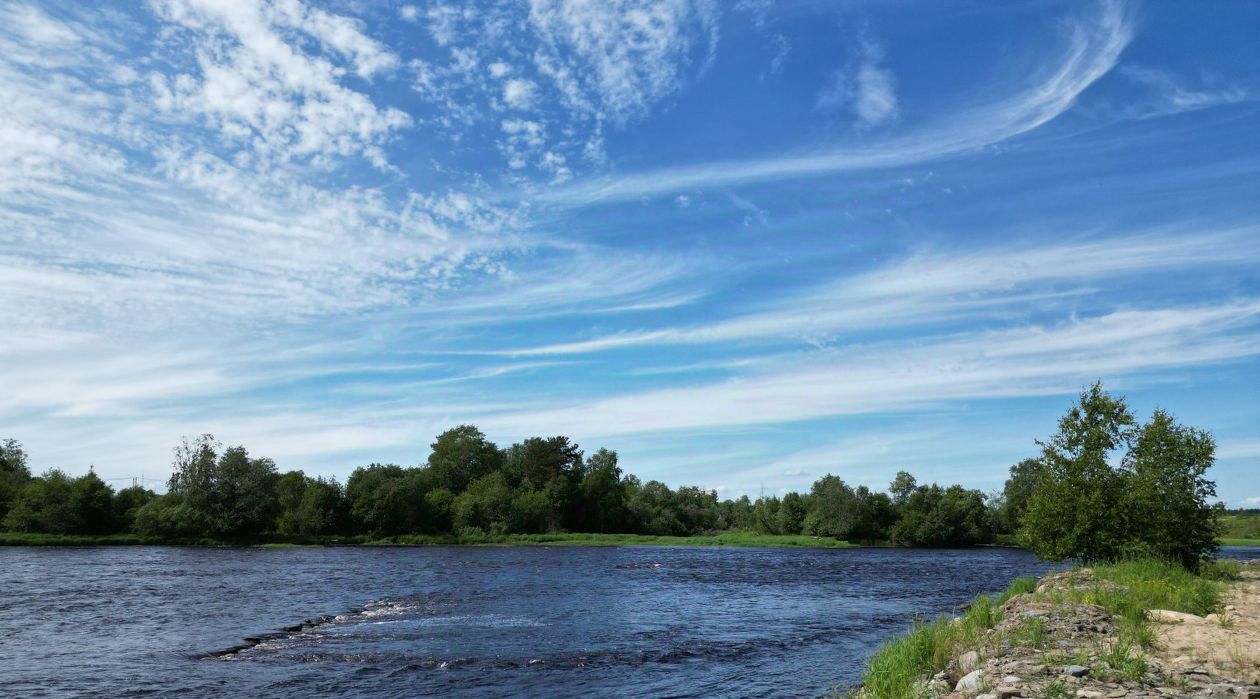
<box><xmin>1123</xmin><ymin>409</ymin><xmax>1221</xmax><ymax>570</ymax></box>
<box><xmin>891</xmin><ymin>484</ymin><xmax>992</xmax><ymax>547</ymax></box>
<box><xmin>113</xmin><ymin>485</ymin><xmax>156</xmax><ymax>533</ymax></box>
<box><xmin>889</xmin><ymin>471</ymin><xmax>917</xmax><ymax>508</ymax></box>
<box><xmin>453</xmin><ymin>471</ymin><xmax>515</xmax><ymax>533</ymax></box>
<box><xmin>996</xmin><ymin>458</ymin><xmax>1044</xmax><ymax>534</ymax></box>
<box><xmin>346</xmin><ymin>464</ymin><xmax>427</xmax><ymax>536</ymax></box>
<box><xmin>1019</xmin><ymin>382</ymin><xmax>1136</xmax><ymax>562</ymax></box>
<box><xmin>803</xmin><ymin>475</ymin><xmax>857</xmax><ymax>538</ymax></box>
<box><xmin>3</xmin><ymin>469</ymin><xmax>77</xmax><ymax>533</ymax></box>
<box><xmin>0</xmin><ymin>439</ymin><xmax>33</xmax><ymax>523</ymax></box>
<box><xmin>70</xmin><ymin>470</ymin><xmax>116</xmax><ymax>534</ymax></box>
<box><xmin>427</xmin><ymin>425</ymin><xmax>502</xmax><ymax>493</ymax></box>
<box><xmin>847</xmin><ymin>486</ymin><xmax>898</xmax><ymax>543</ymax></box>
<box><xmin>776</xmin><ymin>491</ymin><xmax>809</xmax><ymax>534</ymax></box>
<box><xmin>574</xmin><ymin>448</ymin><xmax>629</xmax><ymax>532</ymax></box>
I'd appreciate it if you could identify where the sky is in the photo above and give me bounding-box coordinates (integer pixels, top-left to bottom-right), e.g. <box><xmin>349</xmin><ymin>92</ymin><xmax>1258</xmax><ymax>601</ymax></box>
<box><xmin>1</xmin><ymin>0</ymin><xmax>1257</xmax><ymax>504</ymax></box>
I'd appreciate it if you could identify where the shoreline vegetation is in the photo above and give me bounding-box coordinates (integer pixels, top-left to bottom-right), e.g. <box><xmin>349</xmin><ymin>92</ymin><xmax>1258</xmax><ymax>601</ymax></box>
<box><xmin>851</xmin><ymin>558</ymin><xmax>1260</xmax><ymax>699</ymax></box>
<box><xmin>0</xmin><ymin>383</ymin><xmax>1254</xmax><ymax>556</ymax></box>
<box><xmin>0</xmin><ymin>531</ymin><xmax>860</xmax><ymax>548</ymax></box>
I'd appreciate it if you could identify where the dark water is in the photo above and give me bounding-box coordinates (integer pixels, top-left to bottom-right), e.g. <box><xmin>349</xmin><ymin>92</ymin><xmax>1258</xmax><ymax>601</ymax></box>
<box><xmin>1</xmin><ymin>545</ymin><xmax>1256</xmax><ymax>698</ymax></box>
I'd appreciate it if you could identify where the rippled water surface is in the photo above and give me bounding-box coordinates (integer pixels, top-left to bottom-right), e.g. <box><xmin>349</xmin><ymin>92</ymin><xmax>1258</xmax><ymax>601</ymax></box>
<box><xmin>1</xmin><ymin>545</ymin><xmax>1255</xmax><ymax>698</ymax></box>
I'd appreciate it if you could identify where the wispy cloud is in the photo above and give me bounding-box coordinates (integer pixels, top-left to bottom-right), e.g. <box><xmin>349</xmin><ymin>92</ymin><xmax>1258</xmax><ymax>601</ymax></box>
<box><xmin>543</xmin><ymin>0</ymin><xmax>1132</xmax><ymax>205</ymax></box>
<box><xmin>482</xmin><ymin>301</ymin><xmax>1260</xmax><ymax>438</ymax></box>
<box><xmin>815</xmin><ymin>29</ymin><xmax>897</xmax><ymax>129</ymax></box>
<box><xmin>481</xmin><ymin>229</ymin><xmax>1260</xmax><ymax>356</ymax></box>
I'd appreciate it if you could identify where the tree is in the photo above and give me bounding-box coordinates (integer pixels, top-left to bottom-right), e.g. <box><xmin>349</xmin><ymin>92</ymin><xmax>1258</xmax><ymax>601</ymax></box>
<box><xmin>997</xmin><ymin>458</ymin><xmax>1044</xmax><ymax>533</ymax></box>
<box><xmin>164</xmin><ymin>436</ymin><xmax>279</xmax><ymax>537</ymax></box>
<box><xmin>891</xmin><ymin>484</ymin><xmax>992</xmax><ymax>547</ymax></box>
<box><xmin>889</xmin><ymin>471</ymin><xmax>917</xmax><ymax>508</ymax></box>
<box><xmin>453</xmin><ymin>472</ymin><xmax>515</xmax><ymax>533</ymax></box>
<box><xmin>803</xmin><ymin>475</ymin><xmax>857</xmax><ymax>539</ymax></box>
<box><xmin>847</xmin><ymin>487</ymin><xmax>898</xmax><ymax>543</ymax></box>
<box><xmin>70</xmin><ymin>470</ymin><xmax>116</xmax><ymax>534</ymax></box>
<box><xmin>113</xmin><ymin>485</ymin><xmax>156</xmax><ymax>533</ymax></box>
<box><xmin>776</xmin><ymin>492</ymin><xmax>809</xmax><ymax>534</ymax></box>
<box><xmin>276</xmin><ymin>472</ymin><xmax>348</xmax><ymax>536</ymax></box>
<box><xmin>3</xmin><ymin>469</ymin><xmax>77</xmax><ymax>533</ymax></box>
<box><xmin>0</xmin><ymin>439</ymin><xmax>32</xmax><ymax>523</ymax></box>
<box><xmin>1123</xmin><ymin>409</ymin><xmax>1221</xmax><ymax>570</ymax></box>
<box><xmin>427</xmin><ymin>425</ymin><xmax>502</xmax><ymax>493</ymax></box>
<box><xmin>346</xmin><ymin>464</ymin><xmax>427</xmax><ymax>536</ymax></box>
<box><xmin>1019</xmin><ymin>382</ymin><xmax>1136</xmax><ymax>562</ymax></box>
<box><xmin>574</xmin><ymin>449</ymin><xmax>629</xmax><ymax>532</ymax></box>
<box><xmin>3</xmin><ymin>469</ymin><xmax>119</xmax><ymax>535</ymax></box>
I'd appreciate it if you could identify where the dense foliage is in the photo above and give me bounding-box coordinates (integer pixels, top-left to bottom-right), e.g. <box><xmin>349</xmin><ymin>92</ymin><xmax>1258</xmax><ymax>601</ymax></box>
<box><xmin>0</xmin><ymin>386</ymin><xmax>1223</xmax><ymax>555</ymax></box>
<box><xmin>0</xmin><ymin>427</ymin><xmax>991</xmax><ymax>545</ymax></box>
<box><xmin>1016</xmin><ymin>382</ymin><xmax>1222</xmax><ymax>569</ymax></box>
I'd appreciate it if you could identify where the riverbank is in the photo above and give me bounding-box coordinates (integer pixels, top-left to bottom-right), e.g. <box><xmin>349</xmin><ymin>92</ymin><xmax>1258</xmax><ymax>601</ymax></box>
<box><xmin>855</xmin><ymin>559</ymin><xmax>1260</xmax><ymax>698</ymax></box>
<box><xmin>0</xmin><ymin>530</ymin><xmax>857</xmax><ymax>548</ymax></box>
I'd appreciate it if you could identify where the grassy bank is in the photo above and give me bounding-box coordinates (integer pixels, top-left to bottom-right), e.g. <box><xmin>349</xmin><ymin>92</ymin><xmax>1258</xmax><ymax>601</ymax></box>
<box><xmin>856</xmin><ymin>558</ymin><xmax>1239</xmax><ymax>699</ymax></box>
<box><xmin>0</xmin><ymin>530</ymin><xmax>856</xmax><ymax>549</ymax></box>
<box><xmin>1222</xmin><ymin>538</ymin><xmax>1260</xmax><ymax>547</ymax></box>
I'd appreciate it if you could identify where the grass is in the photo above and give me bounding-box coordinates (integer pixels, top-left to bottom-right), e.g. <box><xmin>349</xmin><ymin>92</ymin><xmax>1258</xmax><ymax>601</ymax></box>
<box><xmin>859</xmin><ymin>578</ymin><xmax>1032</xmax><ymax>699</ymax></box>
<box><xmin>1221</xmin><ymin>538</ymin><xmax>1260</xmax><ymax>547</ymax></box>
<box><xmin>858</xmin><ymin>559</ymin><xmax>1234</xmax><ymax>699</ymax></box>
<box><xmin>0</xmin><ymin>530</ymin><xmax>857</xmax><ymax>549</ymax></box>
<box><xmin>1220</xmin><ymin>511</ymin><xmax>1260</xmax><ymax>540</ymax></box>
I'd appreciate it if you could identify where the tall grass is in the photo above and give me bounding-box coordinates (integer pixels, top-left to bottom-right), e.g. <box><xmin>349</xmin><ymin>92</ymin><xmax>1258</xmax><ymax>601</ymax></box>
<box><xmin>861</xmin><ymin>580</ymin><xmax>1028</xmax><ymax>699</ymax></box>
<box><xmin>859</xmin><ymin>559</ymin><xmax>1232</xmax><ymax>699</ymax></box>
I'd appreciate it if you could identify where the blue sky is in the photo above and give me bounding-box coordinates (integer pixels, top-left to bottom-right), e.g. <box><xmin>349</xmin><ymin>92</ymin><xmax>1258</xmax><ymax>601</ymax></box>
<box><xmin>1</xmin><ymin>0</ymin><xmax>1257</xmax><ymax>504</ymax></box>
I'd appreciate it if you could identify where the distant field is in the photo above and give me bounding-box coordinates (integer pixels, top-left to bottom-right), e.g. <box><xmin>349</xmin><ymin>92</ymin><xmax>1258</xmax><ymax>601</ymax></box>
<box><xmin>0</xmin><ymin>531</ymin><xmax>857</xmax><ymax>549</ymax></box>
<box><xmin>1221</xmin><ymin>511</ymin><xmax>1260</xmax><ymax>546</ymax></box>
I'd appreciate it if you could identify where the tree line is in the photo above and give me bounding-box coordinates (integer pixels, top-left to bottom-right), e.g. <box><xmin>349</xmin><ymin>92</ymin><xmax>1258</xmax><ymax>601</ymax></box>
<box><xmin>0</xmin><ymin>383</ymin><xmax>1224</xmax><ymax>566</ymax></box>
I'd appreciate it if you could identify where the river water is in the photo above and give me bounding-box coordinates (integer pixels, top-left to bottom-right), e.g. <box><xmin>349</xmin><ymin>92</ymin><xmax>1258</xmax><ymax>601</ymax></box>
<box><xmin>2</xmin><ymin>545</ymin><xmax>1256</xmax><ymax>698</ymax></box>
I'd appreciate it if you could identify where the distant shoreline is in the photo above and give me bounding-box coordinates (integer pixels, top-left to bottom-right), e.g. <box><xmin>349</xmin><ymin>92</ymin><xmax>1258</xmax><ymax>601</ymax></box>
<box><xmin>3</xmin><ymin>531</ymin><xmax>1256</xmax><ymax>549</ymax></box>
<box><xmin>0</xmin><ymin>531</ymin><xmax>861</xmax><ymax>549</ymax></box>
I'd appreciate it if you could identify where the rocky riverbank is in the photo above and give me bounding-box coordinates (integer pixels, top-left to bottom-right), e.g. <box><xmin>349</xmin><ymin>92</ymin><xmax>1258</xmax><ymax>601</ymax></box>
<box><xmin>917</xmin><ymin>563</ymin><xmax>1260</xmax><ymax>699</ymax></box>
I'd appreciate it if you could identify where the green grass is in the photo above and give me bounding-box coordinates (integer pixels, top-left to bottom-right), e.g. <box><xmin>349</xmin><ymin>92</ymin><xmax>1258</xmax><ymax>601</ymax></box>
<box><xmin>1221</xmin><ymin>538</ymin><xmax>1260</xmax><ymax>547</ymax></box>
<box><xmin>860</xmin><ymin>578</ymin><xmax>1031</xmax><ymax>699</ymax></box>
<box><xmin>0</xmin><ymin>530</ymin><xmax>856</xmax><ymax>549</ymax></box>
<box><xmin>859</xmin><ymin>559</ymin><xmax>1233</xmax><ymax>699</ymax></box>
<box><xmin>1220</xmin><ymin>511</ymin><xmax>1260</xmax><ymax>540</ymax></box>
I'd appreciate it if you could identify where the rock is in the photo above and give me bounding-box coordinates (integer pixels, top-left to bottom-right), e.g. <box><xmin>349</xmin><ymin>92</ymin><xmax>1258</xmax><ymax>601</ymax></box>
<box><xmin>977</xmin><ymin>694</ymin><xmax>997</xmax><ymax>699</ymax></box>
<box><xmin>1107</xmin><ymin>691</ymin><xmax>1127</xmax><ymax>698</ymax></box>
<box><xmin>1064</xmin><ymin>665</ymin><xmax>1090</xmax><ymax>678</ymax></box>
<box><xmin>1002</xmin><ymin>675</ymin><xmax>1022</xmax><ymax>684</ymax></box>
<box><xmin>1147</xmin><ymin>609</ymin><xmax>1204</xmax><ymax>624</ymax></box>
<box><xmin>957</xmin><ymin>670</ymin><xmax>984</xmax><ymax>692</ymax></box>
<box><xmin>1076</xmin><ymin>691</ymin><xmax>1103</xmax><ymax>698</ymax></box>
<box><xmin>1205</xmin><ymin>613</ymin><xmax>1220</xmax><ymax>623</ymax></box>
<box><xmin>996</xmin><ymin>684</ymin><xmax>1022</xmax><ymax>697</ymax></box>
<box><xmin>959</xmin><ymin>650</ymin><xmax>982</xmax><ymax>675</ymax></box>
<box><xmin>1235</xmin><ymin>688</ymin><xmax>1260</xmax><ymax>699</ymax></box>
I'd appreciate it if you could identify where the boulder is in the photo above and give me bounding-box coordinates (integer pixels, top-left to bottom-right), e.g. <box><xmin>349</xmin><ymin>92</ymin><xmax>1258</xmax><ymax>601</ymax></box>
<box><xmin>957</xmin><ymin>670</ymin><xmax>984</xmax><ymax>692</ymax></box>
<box><xmin>958</xmin><ymin>650</ymin><xmax>982</xmax><ymax>675</ymax></box>
<box><xmin>1147</xmin><ymin>609</ymin><xmax>1204</xmax><ymax>624</ymax></box>
<box><xmin>1063</xmin><ymin>665</ymin><xmax>1090</xmax><ymax>678</ymax></box>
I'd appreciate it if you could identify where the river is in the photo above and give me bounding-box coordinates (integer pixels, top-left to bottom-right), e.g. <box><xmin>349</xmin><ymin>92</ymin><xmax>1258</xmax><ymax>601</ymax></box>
<box><xmin>2</xmin><ymin>545</ymin><xmax>1256</xmax><ymax>698</ymax></box>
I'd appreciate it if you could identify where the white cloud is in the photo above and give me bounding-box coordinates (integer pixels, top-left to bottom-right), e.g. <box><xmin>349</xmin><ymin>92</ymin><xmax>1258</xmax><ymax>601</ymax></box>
<box><xmin>151</xmin><ymin>0</ymin><xmax>409</xmax><ymax>168</ymax></box>
<box><xmin>483</xmin><ymin>229</ymin><xmax>1260</xmax><ymax>356</ymax></box>
<box><xmin>816</xmin><ymin>31</ymin><xmax>897</xmax><ymax>129</ymax></box>
<box><xmin>481</xmin><ymin>301</ymin><xmax>1260</xmax><ymax>438</ymax></box>
<box><xmin>545</xmin><ymin>0</ymin><xmax>1132</xmax><ymax>205</ymax></box>
<box><xmin>1242</xmin><ymin>497</ymin><xmax>1260</xmax><ymax>507</ymax></box>
<box><xmin>1115</xmin><ymin>65</ymin><xmax>1251</xmax><ymax>119</ymax></box>
<box><xmin>1218</xmin><ymin>439</ymin><xmax>1260</xmax><ymax>460</ymax></box>
<box><xmin>527</xmin><ymin>0</ymin><xmax>719</xmax><ymax>124</ymax></box>
<box><xmin>503</xmin><ymin>78</ymin><xmax>537</xmax><ymax>109</ymax></box>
